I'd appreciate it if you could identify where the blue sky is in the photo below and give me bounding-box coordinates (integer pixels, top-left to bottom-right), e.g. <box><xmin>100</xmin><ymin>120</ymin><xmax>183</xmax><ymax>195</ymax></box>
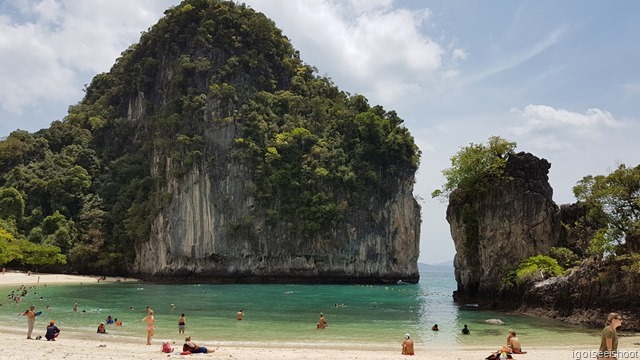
<box><xmin>1</xmin><ymin>1</ymin><xmax>639</xmax><ymax>264</ymax></box>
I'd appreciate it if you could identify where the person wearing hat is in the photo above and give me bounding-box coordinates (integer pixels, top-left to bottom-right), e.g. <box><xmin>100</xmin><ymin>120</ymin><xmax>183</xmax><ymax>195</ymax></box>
<box><xmin>402</xmin><ymin>333</ymin><xmax>415</xmax><ymax>355</ymax></box>
<box><xmin>45</xmin><ymin>320</ymin><xmax>60</xmax><ymax>341</ymax></box>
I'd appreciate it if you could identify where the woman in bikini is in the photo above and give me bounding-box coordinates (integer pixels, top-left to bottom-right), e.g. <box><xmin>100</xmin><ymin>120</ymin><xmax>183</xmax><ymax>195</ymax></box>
<box><xmin>142</xmin><ymin>310</ymin><xmax>155</xmax><ymax>345</ymax></box>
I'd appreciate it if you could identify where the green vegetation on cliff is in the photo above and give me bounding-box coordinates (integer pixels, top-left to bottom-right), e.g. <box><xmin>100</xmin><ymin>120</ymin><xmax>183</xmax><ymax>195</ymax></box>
<box><xmin>432</xmin><ymin>136</ymin><xmax>516</xmax><ymax>254</ymax></box>
<box><xmin>0</xmin><ymin>0</ymin><xmax>419</xmax><ymax>274</ymax></box>
<box><xmin>431</xmin><ymin>136</ymin><xmax>516</xmax><ymax>199</ymax></box>
<box><xmin>573</xmin><ymin>164</ymin><xmax>640</xmax><ymax>256</ymax></box>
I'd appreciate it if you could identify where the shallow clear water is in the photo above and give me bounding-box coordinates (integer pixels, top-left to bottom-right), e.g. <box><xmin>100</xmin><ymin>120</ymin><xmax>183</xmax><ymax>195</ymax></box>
<box><xmin>0</xmin><ymin>270</ymin><xmax>601</xmax><ymax>347</ymax></box>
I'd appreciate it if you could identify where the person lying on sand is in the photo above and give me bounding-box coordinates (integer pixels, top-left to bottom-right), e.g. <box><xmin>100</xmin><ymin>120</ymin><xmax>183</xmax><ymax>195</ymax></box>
<box><xmin>183</xmin><ymin>336</ymin><xmax>209</xmax><ymax>353</ymax></box>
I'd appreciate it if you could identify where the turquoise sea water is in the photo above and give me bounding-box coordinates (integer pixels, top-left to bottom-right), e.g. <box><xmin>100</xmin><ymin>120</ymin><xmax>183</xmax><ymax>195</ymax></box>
<box><xmin>0</xmin><ymin>270</ymin><xmax>601</xmax><ymax>348</ymax></box>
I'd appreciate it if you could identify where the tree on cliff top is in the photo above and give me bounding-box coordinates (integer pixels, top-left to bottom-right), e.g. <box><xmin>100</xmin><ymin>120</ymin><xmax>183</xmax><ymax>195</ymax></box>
<box><xmin>573</xmin><ymin>163</ymin><xmax>640</xmax><ymax>256</ymax></box>
<box><xmin>431</xmin><ymin>136</ymin><xmax>516</xmax><ymax>200</ymax></box>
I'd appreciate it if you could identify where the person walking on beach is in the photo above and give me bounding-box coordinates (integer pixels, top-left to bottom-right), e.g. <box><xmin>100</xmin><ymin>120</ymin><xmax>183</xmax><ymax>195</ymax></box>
<box><xmin>26</xmin><ymin>305</ymin><xmax>36</xmax><ymax>339</ymax></box>
<box><xmin>237</xmin><ymin>309</ymin><xmax>244</xmax><ymax>320</ymax></box>
<box><xmin>598</xmin><ymin>312</ymin><xmax>623</xmax><ymax>360</ymax></box>
<box><xmin>178</xmin><ymin>313</ymin><xmax>186</xmax><ymax>334</ymax></box>
<box><xmin>142</xmin><ymin>310</ymin><xmax>155</xmax><ymax>345</ymax></box>
<box><xmin>317</xmin><ymin>312</ymin><xmax>328</xmax><ymax>329</ymax></box>
<box><xmin>401</xmin><ymin>333</ymin><xmax>415</xmax><ymax>355</ymax></box>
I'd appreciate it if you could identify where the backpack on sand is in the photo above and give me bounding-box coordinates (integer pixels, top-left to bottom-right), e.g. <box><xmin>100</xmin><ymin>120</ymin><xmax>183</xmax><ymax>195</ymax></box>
<box><xmin>162</xmin><ymin>341</ymin><xmax>173</xmax><ymax>353</ymax></box>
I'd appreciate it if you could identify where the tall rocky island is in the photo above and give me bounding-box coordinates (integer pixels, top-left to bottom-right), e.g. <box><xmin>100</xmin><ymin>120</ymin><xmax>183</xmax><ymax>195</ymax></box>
<box><xmin>0</xmin><ymin>0</ymin><xmax>421</xmax><ymax>283</ymax></box>
<box><xmin>446</xmin><ymin>149</ymin><xmax>640</xmax><ymax>330</ymax></box>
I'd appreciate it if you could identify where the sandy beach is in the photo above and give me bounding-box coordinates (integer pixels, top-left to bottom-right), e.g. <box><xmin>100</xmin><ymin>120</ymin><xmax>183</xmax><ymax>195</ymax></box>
<box><xmin>0</xmin><ymin>270</ymin><xmax>137</xmax><ymax>286</ymax></box>
<box><xmin>1</xmin><ymin>271</ymin><xmax>638</xmax><ymax>360</ymax></box>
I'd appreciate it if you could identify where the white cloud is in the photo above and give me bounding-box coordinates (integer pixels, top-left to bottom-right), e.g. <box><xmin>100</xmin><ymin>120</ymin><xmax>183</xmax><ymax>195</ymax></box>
<box><xmin>245</xmin><ymin>0</ymin><xmax>444</xmax><ymax>103</ymax></box>
<box><xmin>452</xmin><ymin>48</ymin><xmax>467</xmax><ymax>61</ymax></box>
<box><xmin>341</xmin><ymin>0</ymin><xmax>394</xmax><ymax>15</ymax></box>
<box><xmin>0</xmin><ymin>17</ymin><xmax>76</xmax><ymax>113</ymax></box>
<box><xmin>0</xmin><ymin>0</ymin><xmax>448</xmax><ymax>116</ymax></box>
<box><xmin>509</xmin><ymin>104</ymin><xmax>627</xmax><ymax>148</ymax></box>
<box><xmin>33</xmin><ymin>0</ymin><xmax>63</xmax><ymax>24</ymax></box>
<box><xmin>460</xmin><ymin>26</ymin><xmax>567</xmax><ymax>87</ymax></box>
<box><xmin>0</xmin><ymin>0</ymin><xmax>176</xmax><ymax>115</ymax></box>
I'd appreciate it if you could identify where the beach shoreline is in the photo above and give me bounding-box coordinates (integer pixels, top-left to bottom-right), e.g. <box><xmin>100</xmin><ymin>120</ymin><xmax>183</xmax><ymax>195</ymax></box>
<box><xmin>0</xmin><ymin>324</ymin><xmax>638</xmax><ymax>360</ymax></box>
<box><xmin>2</xmin><ymin>272</ymin><xmax>639</xmax><ymax>359</ymax></box>
<box><xmin>0</xmin><ymin>270</ymin><xmax>138</xmax><ymax>286</ymax></box>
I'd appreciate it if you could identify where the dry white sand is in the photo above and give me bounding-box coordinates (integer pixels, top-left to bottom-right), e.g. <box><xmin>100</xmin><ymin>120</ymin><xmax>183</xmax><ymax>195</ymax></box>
<box><xmin>0</xmin><ymin>270</ymin><xmax>137</xmax><ymax>286</ymax></box>
<box><xmin>2</xmin><ymin>271</ymin><xmax>638</xmax><ymax>359</ymax></box>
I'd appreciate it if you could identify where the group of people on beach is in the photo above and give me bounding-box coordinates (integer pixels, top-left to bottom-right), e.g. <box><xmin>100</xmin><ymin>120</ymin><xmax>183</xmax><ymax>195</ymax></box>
<box><xmin>22</xmin><ymin>304</ymin><xmax>60</xmax><ymax>341</ymax></box>
<box><xmin>140</xmin><ymin>305</ymin><xmax>246</xmax><ymax>353</ymax></box>
<box><xmin>96</xmin><ymin>315</ymin><xmax>122</xmax><ymax>333</ymax></box>
<box><xmin>20</xmin><ymin>299</ymin><xmax>214</xmax><ymax>354</ymax></box>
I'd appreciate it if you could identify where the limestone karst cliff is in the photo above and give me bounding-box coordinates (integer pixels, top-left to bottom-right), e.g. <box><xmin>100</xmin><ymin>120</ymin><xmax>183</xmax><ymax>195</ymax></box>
<box><xmin>448</xmin><ymin>152</ymin><xmax>561</xmax><ymax>301</ymax></box>
<box><xmin>448</xmin><ymin>151</ymin><xmax>640</xmax><ymax>330</ymax></box>
<box><xmin>0</xmin><ymin>0</ymin><xmax>421</xmax><ymax>282</ymax></box>
<box><xmin>113</xmin><ymin>0</ymin><xmax>422</xmax><ymax>283</ymax></box>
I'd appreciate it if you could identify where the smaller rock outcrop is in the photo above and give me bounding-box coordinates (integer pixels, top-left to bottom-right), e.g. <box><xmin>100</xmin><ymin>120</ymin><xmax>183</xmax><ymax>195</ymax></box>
<box><xmin>449</xmin><ymin>152</ymin><xmax>560</xmax><ymax>303</ymax></box>
<box><xmin>520</xmin><ymin>257</ymin><xmax>640</xmax><ymax>330</ymax></box>
<box><xmin>448</xmin><ymin>151</ymin><xmax>640</xmax><ymax>330</ymax></box>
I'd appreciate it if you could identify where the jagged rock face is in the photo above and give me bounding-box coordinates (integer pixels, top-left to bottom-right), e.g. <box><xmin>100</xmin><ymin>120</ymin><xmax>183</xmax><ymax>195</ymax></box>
<box><xmin>520</xmin><ymin>259</ymin><xmax>640</xmax><ymax>331</ymax></box>
<box><xmin>133</xmin><ymin>120</ymin><xmax>420</xmax><ymax>282</ymax></box>
<box><xmin>447</xmin><ymin>151</ymin><xmax>640</xmax><ymax>329</ymax></box>
<box><xmin>105</xmin><ymin>1</ymin><xmax>422</xmax><ymax>283</ymax></box>
<box><xmin>448</xmin><ymin>152</ymin><xmax>561</xmax><ymax>301</ymax></box>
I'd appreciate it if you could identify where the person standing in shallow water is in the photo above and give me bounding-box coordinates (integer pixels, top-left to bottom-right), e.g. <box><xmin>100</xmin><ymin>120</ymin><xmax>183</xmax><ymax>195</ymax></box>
<box><xmin>462</xmin><ymin>324</ymin><xmax>470</xmax><ymax>335</ymax></box>
<box><xmin>598</xmin><ymin>312</ymin><xmax>623</xmax><ymax>360</ymax></box>
<box><xmin>317</xmin><ymin>312</ymin><xmax>328</xmax><ymax>329</ymax></box>
<box><xmin>142</xmin><ymin>310</ymin><xmax>155</xmax><ymax>345</ymax></box>
<box><xmin>178</xmin><ymin>313</ymin><xmax>186</xmax><ymax>334</ymax></box>
<box><xmin>237</xmin><ymin>309</ymin><xmax>244</xmax><ymax>320</ymax></box>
